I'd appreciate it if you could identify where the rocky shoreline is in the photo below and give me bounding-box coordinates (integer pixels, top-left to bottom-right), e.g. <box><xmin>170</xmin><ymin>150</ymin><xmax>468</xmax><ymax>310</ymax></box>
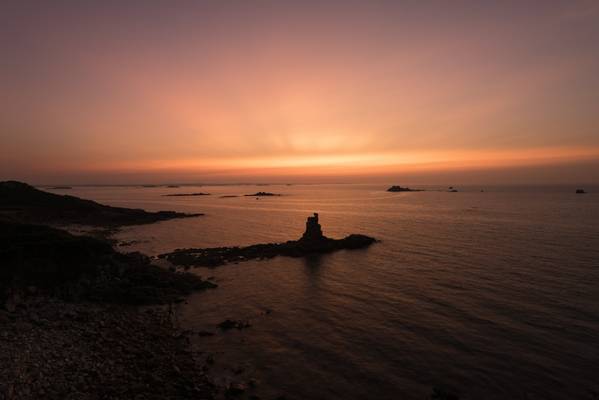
<box><xmin>0</xmin><ymin>299</ymin><xmax>216</xmax><ymax>400</ymax></box>
<box><xmin>0</xmin><ymin>183</ymin><xmax>382</xmax><ymax>400</ymax></box>
<box><xmin>0</xmin><ymin>182</ymin><xmax>225</xmax><ymax>399</ymax></box>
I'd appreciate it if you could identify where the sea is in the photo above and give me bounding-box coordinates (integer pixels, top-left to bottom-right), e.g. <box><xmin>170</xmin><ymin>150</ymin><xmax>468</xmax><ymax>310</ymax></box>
<box><xmin>46</xmin><ymin>183</ymin><xmax>599</xmax><ymax>400</ymax></box>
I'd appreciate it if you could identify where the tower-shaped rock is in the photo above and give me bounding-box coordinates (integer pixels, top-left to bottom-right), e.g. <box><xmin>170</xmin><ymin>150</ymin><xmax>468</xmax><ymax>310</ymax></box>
<box><xmin>301</xmin><ymin>213</ymin><xmax>324</xmax><ymax>242</ymax></box>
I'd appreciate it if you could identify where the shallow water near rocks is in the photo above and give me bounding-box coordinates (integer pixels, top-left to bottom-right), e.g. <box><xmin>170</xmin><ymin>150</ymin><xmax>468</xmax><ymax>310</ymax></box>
<box><xmin>48</xmin><ymin>184</ymin><xmax>599</xmax><ymax>399</ymax></box>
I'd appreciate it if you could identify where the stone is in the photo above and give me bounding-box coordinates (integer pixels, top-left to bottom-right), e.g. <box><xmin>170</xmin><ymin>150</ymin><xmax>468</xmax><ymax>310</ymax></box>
<box><xmin>300</xmin><ymin>213</ymin><xmax>324</xmax><ymax>242</ymax></box>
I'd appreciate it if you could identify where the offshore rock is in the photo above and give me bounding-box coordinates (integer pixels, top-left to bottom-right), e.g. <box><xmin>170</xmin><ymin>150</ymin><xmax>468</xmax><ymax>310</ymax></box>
<box><xmin>159</xmin><ymin>213</ymin><xmax>377</xmax><ymax>268</ymax></box>
<box><xmin>387</xmin><ymin>185</ymin><xmax>422</xmax><ymax>192</ymax></box>
<box><xmin>300</xmin><ymin>213</ymin><xmax>324</xmax><ymax>242</ymax></box>
<box><xmin>244</xmin><ymin>192</ymin><xmax>282</xmax><ymax>197</ymax></box>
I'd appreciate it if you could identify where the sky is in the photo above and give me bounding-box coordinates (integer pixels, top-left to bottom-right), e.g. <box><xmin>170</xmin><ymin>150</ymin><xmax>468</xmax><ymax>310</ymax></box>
<box><xmin>1</xmin><ymin>0</ymin><xmax>598</xmax><ymax>184</ymax></box>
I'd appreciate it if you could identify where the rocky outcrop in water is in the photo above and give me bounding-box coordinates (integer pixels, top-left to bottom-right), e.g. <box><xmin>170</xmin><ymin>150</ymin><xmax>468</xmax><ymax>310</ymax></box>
<box><xmin>0</xmin><ymin>181</ymin><xmax>203</xmax><ymax>227</ymax></box>
<box><xmin>244</xmin><ymin>192</ymin><xmax>281</xmax><ymax>197</ymax></box>
<box><xmin>301</xmin><ymin>213</ymin><xmax>324</xmax><ymax>242</ymax></box>
<box><xmin>159</xmin><ymin>213</ymin><xmax>377</xmax><ymax>268</ymax></box>
<box><xmin>387</xmin><ymin>185</ymin><xmax>422</xmax><ymax>192</ymax></box>
<box><xmin>163</xmin><ymin>193</ymin><xmax>211</xmax><ymax>197</ymax></box>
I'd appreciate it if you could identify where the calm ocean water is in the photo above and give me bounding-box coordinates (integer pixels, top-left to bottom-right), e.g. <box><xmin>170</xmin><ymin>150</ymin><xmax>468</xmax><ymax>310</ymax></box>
<box><xmin>48</xmin><ymin>184</ymin><xmax>599</xmax><ymax>399</ymax></box>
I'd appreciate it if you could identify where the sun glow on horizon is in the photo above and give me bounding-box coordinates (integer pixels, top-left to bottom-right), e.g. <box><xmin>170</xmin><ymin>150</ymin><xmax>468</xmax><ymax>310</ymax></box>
<box><xmin>66</xmin><ymin>147</ymin><xmax>599</xmax><ymax>178</ymax></box>
<box><xmin>1</xmin><ymin>2</ymin><xmax>599</xmax><ymax>184</ymax></box>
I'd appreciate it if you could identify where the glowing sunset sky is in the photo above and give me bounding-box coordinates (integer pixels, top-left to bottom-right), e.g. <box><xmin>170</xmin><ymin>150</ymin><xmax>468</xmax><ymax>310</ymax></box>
<box><xmin>1</xmin><ymin>1</ymin><xmax>598</xmax><ymax>184</ymax></box>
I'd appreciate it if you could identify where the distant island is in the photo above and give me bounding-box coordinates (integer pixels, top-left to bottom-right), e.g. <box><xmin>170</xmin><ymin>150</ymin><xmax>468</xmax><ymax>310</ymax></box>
<box><xmin>159</xmin><ymin>213</ymin><xmax>377</xmax><ymax>267</ymax></box>
<box><xmin>49</xmin><ymin>186</ymin><xmax>72</xmax><ymax>190</ymax></box>
<box><xmin>244</xmin><ymin>192</ymin><xmax>282</xmax><ymax>197</ymax></box>
<box><xmin>387</xmin><ymin>185</ymin><xmax>422</xmax><ymax>192</ymax></box>
<box><xmin>162</xmin><ymin>192</ymin><xmax>211</xmax><ymax>197</ymax></box>
<box><xmin>0</xmin><ymin>181</ymin><xmax>202</xmax><ymax>227</ymax></box>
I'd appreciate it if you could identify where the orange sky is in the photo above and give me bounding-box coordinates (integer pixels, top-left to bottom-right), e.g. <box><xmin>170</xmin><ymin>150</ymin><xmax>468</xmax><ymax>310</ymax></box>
<box><xmin>1</xmin><ymin>1</ymin><xmax>599</xmax><ymax>184</ymax></box>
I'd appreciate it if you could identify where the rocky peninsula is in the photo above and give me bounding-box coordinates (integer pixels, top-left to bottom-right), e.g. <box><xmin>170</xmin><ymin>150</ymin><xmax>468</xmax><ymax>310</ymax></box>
<box><xmin>0</xmin><ymin>181</ymin><xmax>202</xmax><ymax>227</ymax></box>
<box><xmin>159</xmin><ymin>213</ymin><xmax>377</xmax><ymax>268</ymax></box>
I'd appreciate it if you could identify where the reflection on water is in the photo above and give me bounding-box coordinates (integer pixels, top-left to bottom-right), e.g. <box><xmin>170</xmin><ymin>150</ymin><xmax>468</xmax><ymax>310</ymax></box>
<box><xmin>303</xmin><ymin>254</ymin><xmax>325</xmax><ymax>272</ymax></box>
<box><xmin>49</xmin><ymin>184</ymin><xmax>599</xmax><ymax>399</ymax></box>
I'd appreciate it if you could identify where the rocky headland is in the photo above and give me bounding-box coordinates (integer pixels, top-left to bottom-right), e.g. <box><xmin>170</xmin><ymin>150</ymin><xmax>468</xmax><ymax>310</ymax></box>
<box><xmin>0</xmin><ymin>219</ymin><xmax>221</xmax><ymax>399</ymax></box>
<box><xmin>159</xmin><ymin>213</ymin><xmax>377</xmax><ymax>268</ymax></box>
<box><xmin>0</xmin><ymin>181</ymin><xmax>203</xmax><ymax>227</ymax></box>
<box><xmin>0</xmin><ymin>182</ymin><xmax>225</xmax><ymax>399</ymax></box>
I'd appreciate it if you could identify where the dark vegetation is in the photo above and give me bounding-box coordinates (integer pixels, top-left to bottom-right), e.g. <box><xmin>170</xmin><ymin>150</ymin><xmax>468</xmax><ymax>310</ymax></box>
<box><xmin>0</xmin><ymin>181</ymin><xmax>202</xmax><ymax>227</ymax></box>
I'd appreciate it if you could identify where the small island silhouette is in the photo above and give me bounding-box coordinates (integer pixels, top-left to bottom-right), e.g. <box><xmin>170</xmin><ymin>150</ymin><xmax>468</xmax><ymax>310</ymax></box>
<box><xmin>159</xmin><ymin>213</ymin><xmax>377</xmax><ymax>267</ymax></box>
<box><xmin>387</xmin><ymin>185</ymin><xmax>422</xmax><ymax>192</ymax></box>
<box><xmin>244</xmin><ymin>192</ymin><xmax>282</xmax><ymax>197</ymax></box>
<box><xmin>162</xmin><ymin>192</ymin><xmax>211</xmax><ymax>197</ymax></box>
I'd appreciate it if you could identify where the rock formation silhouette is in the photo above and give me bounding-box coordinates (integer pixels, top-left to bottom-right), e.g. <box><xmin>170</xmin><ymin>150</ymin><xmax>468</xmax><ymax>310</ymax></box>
<box><xmin>160</xmin><ymin>213</ymin><xmax>377</xmax><ymax>267</ymax></box>
<box><xmin>301</xmin><ymin>213</ymin><xmax>324</xmax><ymax>242</ymax></box>
<box><xmin>387</xmin><ymin>185</ymin><xmax>421</xmax><ymax>192</ymax></box>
